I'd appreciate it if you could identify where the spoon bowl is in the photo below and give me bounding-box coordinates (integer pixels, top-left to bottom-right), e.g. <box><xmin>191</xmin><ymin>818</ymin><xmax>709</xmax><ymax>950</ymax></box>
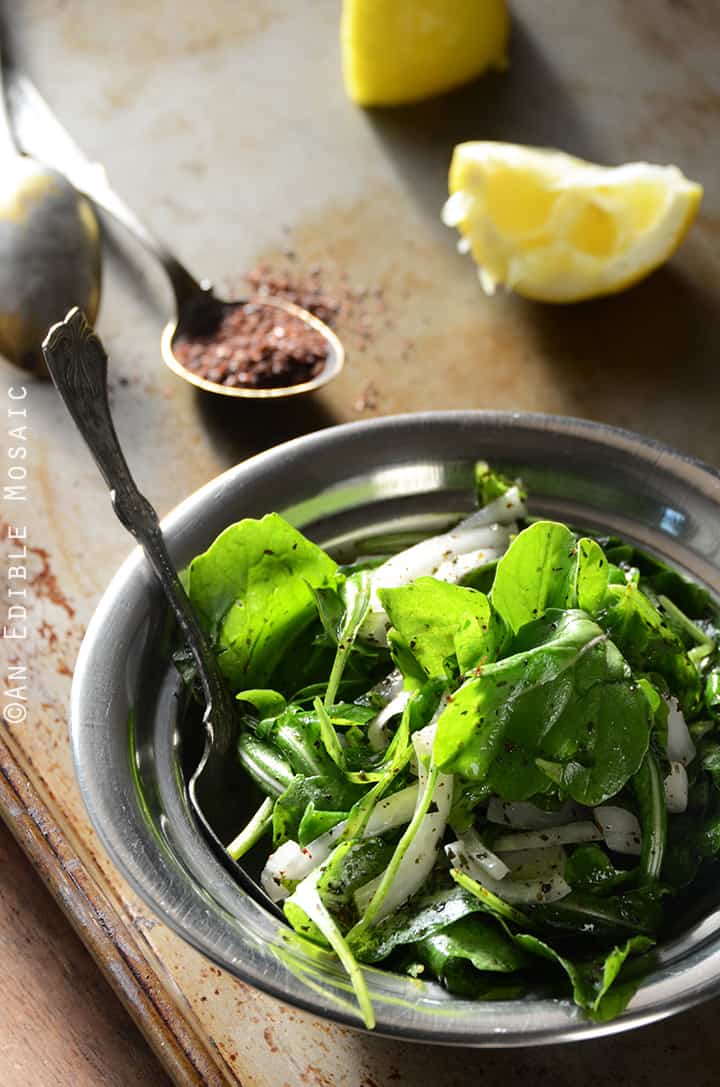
<box><xmin>0</xmin><ymin>40</ymin><xmax>100</xmax><ymax>375</ymax></box>
<box><xmin>161</xmin><ymin>294</ymin><xmax>344</xmax><ymax>399</ymax></box>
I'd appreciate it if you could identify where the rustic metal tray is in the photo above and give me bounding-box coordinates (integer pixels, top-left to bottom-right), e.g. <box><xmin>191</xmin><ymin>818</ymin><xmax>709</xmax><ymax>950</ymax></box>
<box><xmin>3</xmin><ymin>0</ymin><xmax>720</xmax><ymax>1083</ymax></box>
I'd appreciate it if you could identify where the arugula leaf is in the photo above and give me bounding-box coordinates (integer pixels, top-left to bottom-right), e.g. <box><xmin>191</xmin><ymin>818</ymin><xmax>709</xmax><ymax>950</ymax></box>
<box><xmin>351</xmin><ymin>883</ymin><xmax>485</xmax><ymax>963</ymax></box>
<box><xmin>236</xmin><ymin>732</ymin><xmax>294</xmax><ymax>798</ymax></box>
<box><xmin>491</xmin><ymin>522</ymin><xmax>577</xmax><ymax>634</ymax></box>
<box><xmin>410</xmin><ymin>916</ymin><xmax>530</xmax><ymax>995</ymax></box>
<box><xmin>633</xmin><ymin>750</ymin><xmax>666</xmax><ymax>882</ymax></box>
<box><xmin>459</xmin><ymin>558</ymin><xmax>499</xmax><ymax>594</ymax></box>
<box><xmin>314</xmin><ymin>698</ymin><xmax>346</xmax><ymax>770</ymax></box>
<box><xmin>386</xmin><ymin>628</ymin><xmax>429</xmax><ymax>690</ymax></box>
<box><xmin>598</xmin><ymin>582</ymin><xmax>701</xmax><ymax>714</ymax></box>
<box><xmin>187</xmin><ymin>514</ymin><xmax>337</xmax><ymax>690</ymax></box>
<box><xmin>575</xmin><ymin>538</ymin><xmax>609</xmax><ymax>613</ymax></box>
<box><xmin>318</xmin><ymin>837</ymin><xmax>395</xmax><ymax>928</ymax></box>
<box><xmin>488</xmin><ymin>524</ymin><xmax>610</xmax><ymax>635</ymax></box>
<box><xmin>285</xmin><ymin>868</ymin><xmax>375</xmax><ymax>1028</ymax></box>
<box><xmin>325</xmin><ymin>703</ymin><xmax>377</xmax><ymax>728</ymax></box>
<box><xmin>449</xmin><ymin>779</ymin><xmax>494</xmax><ymax>833</ymax></box>
<box><xmin>401</xmin><ymin>957</ymin><xmax>525</xmax><ymax>1000</ymax></box>
<box><xmin>257</xmin><ymin>705</ymin><xmax>337</xmax><ymax>778</ymax></box>
<box><xmin>455</xmin><ymin>610</ymin><xmax>507</xmax><ymax>673</ymax></box>
<box><xmin>434</xmin><ymin>610</ymin><xmax>651</xmax><ymax>806</ymax></box>
<box><xmin>272</xmin><ymin>774</ymin><xmax>364</xmax><ymax>845</ymax></box>
<box><xmin>379</xmin><ymin>578</ymin><xmax>500</xmax><ymax>678</ymax></box>
<box><xmin>236</xmin><ymin>689</ymin><xmax>287</xmax><ymax>719</ymax></box>
<box><xmin>510</xmin><ymin>929</ymin><xmax>653</xmax><ymax>1020</ymax></box>
<box><xmin>602</xmin><ymin>541</ymin><xmax>715</xmax><ymax>619</ymax></box>
<box><xmin>317</xmin><ymin>571</ymin><xmax>372</xmax><ymax>708</ymax></box>
<box><xmin>309</xmin><ymin>585</ymin><xmax>345</xmax><ymax>643</ymax></box>
<box><xmin>298</xmin><ymin>802</ymin><xmax>347</xmax><ymax>846</ymax></box>
<box><xmin>531</xmin><ymin>887</ymin><xmax>665</xmax><ymax>938</ymax></box>
<box><xmin>564</xmin><ymin>845</ymin><xmax>636</xmax><ymax>895</ymax></box>
<box><xmin>475</xmin><ymin>461</ymin><xmax>520</xmax><ymax>507</ymax></box>
<box><xmin>663</xmin><ymin>805</ymin><xmax>720</xmax><ymax>887</ymax></box>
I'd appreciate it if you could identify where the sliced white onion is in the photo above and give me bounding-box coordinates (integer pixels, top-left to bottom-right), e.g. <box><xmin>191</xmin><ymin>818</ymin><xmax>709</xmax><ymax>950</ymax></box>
<box><xmin>368</xmin><ymin>688</ymin><xmax>411</xmax><ymax>752</ymax></box>
<box><xmin>498</xmin><ymin>845</ymin><xmax>567</xmax><ymax>882</ymax></box>
<box><xmin>663</xmin><ymin>761</ymin><xmax>689</xmax><ymax>814</ymax></box>
<box><xmin>370</xmin><ymin>668</ymin><xmax>405</xmax><ymax>703</ymax></box>
<box><xmin>354</xmin><ymin>732</ymin><xmax>453</xmax><ymax>919</ymax></box>
<box><xmin>354</xmin><ymin>811</ymin><xmax>446</xmax><ymax>917</ymax></box>
<box><xmin>359</xmin><ymin>492</ymin><xmax>525</xmax><ymax>646</ymax></box>
<box><xmin>666</xmin><ymin>696</ymin><xmax>696</xmax><ymax>766</ymax></box>
<box><xmin>413</xmin><ymin>718</ymin><xmax>440</xmax><ymax>762</ymax></box>
<box><xmin>433</xmin><ymin>545</ymin><xmax>504</xmax><ymax>583</ymax></box>
<box><xmin>364</xmin><ymin>784</ymin><xmax>419</xmax><ymax>836</ymax></box>
<box><xmin>445</xmin><ymin>829</ymin><xmax>509</xmax><ymax>881</ymax></box>
<box><xmin>486</xmin><ymin>797</ymin><xmax>583</xmax><ymax>829</ymax></box>
<box><xmin>409</xmin><ymin>696</ymin><xmax>451</xmax><ymax>775</ymax></box>
<box><xmin>261</xmin><ymin>784</ymin><xmax>421</xmax><ymax>902</ymax></box>
<box><xmin>446</xmin><ymin>840</ymin><xmax>571</xmax><ymax>904</ymax></box>
<box><xmin>593</xmin><ymin>805</ymin><xmax>642</xmax><ymax>856</ymax></box>
<box><xmin>492</xmin><ymin>822</ymin><xmax>603</xmax><ymax>853</ymax></box>
<box><xmin>467</xmin><ymin>486</ymin><xmax>527</xmax><ymax>527</ymax></box>
<box><xmin>261</xmin><ymin>830</ymin><xmax>343</xmax><ymax>902</ymax></box>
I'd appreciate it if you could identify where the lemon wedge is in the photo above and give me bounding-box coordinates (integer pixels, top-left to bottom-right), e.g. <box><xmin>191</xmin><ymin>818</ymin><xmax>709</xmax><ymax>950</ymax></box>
<box><xmin>442</xmin><ymin>143</ymin><xmax>703</xmax><ymax>302</ymax></box>
<box><xmin>341</xmin><ymin>0</ymin><xmax>509</xmax><ymax>108</ymax></box>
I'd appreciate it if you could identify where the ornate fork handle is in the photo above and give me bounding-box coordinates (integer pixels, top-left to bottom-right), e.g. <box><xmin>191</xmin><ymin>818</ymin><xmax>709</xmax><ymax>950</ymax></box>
<box><xmin>42</xmin><ymin>308</ymin><xmax>235</xmax><ymax>746</ymax></box>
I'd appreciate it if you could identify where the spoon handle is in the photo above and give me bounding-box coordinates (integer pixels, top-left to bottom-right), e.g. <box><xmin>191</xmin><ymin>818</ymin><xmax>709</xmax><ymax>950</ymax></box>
<box><xmin>6</xmin><ymin>73</ymin><xmax>203</xmax><ymax>311</ymax></box>
<box><xmin>41</xmin><ymin>307</ymin><xmax>234</xmax><ymax>742</ymax></box>
<box><xmin>0</xmin><ymin>5</ymin><xmax>18</xmax><ymax>154</ymax></box>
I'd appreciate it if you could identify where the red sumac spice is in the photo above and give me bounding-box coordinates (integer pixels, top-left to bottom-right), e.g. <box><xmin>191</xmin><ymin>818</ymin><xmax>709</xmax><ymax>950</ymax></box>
<box><xmin>173</xmin><ymin>302</ymin><xmax>328</xmax><ymax>389</ymax></box>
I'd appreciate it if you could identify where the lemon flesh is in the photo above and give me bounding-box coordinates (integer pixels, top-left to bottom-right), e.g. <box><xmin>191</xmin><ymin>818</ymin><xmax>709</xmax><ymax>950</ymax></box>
<box><xmin>341</xmin><ymin>0</ymin><xmax>509</xmax><ymax>108</ymax></box>
<box><xmin>443</xmin><ymin>143</ymin><xmax>703</xmax><ymax>303</ymax></box>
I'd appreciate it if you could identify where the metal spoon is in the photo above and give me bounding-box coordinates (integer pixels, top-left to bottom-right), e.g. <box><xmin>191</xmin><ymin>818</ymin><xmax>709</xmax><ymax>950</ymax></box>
<box><xmin>9</xmin><ymin>71</ymin><xmax>344</xmax><ymax>398</ymax></box>
<box><xmin>0</xmin><ymin>30</ymin><xmax>100</xmax><ymax>375</ymax></box>
<box><xmin>42</xmin><ymin>306</ymin><xmax>284</xmax><ymax>919</ymax></box>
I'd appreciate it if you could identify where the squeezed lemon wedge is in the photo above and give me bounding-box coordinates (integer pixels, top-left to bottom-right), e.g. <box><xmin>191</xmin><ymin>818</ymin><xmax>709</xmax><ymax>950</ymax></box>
<box><xmin>443</xmin><ymin>143</ymin><xmax>703</xmax><ymax>302</ymax></box>
<box><xmin>341</xmin><ymin>0</ymin><xmax>509</xmax><ymax>108</ymax></box>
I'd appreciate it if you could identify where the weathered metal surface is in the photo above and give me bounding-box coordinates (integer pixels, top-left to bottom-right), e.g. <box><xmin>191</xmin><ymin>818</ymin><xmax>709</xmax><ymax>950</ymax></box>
<box><xmin>0</xmin><ymin>734</ymin><xmax>231</xmax><ymax>1087</ymax></box>
<box><xmin>2</xmin><ymin>0</ymin><xmax>720</xmax><ymax>1083</ymax></box>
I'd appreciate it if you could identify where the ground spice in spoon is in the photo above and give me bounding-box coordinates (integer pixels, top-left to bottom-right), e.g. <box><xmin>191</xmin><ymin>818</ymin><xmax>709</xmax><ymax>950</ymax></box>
<box><xmin>173</xmin><ymin>301</ymin><xmax>329</xmax><ymax>389</ymax></box>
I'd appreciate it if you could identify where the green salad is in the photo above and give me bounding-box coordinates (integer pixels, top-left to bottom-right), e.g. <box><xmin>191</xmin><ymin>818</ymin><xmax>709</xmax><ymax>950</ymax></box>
<box><xmin>179</xmin><ymin>465</ymin><xmax>720</xmax><ymax>1028</ymax></box>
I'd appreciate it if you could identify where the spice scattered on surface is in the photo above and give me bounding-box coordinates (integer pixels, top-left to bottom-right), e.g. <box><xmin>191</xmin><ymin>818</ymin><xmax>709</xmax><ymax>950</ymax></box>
<box><xmin>243</xmin><ymin>262</ymin><xmax>382</xmax><ymax>356</ymax></box>
<box><xmin>354</xmin><ymin>380</ymin><xmax>380</xmax><ymax>412</ymax></box>
<box><xmin>173</xmin><ymin>302</ymin><xmax>329</xmax><ymax>389</ymax></box>
<box><xmin>246</xmin><ymin>265</ymin><xmax>341</xmax><ymax>326</ymax></box>
<box><xmin>177</xmin><ymin>255</ymin><xmax>387</xmax><ymax>395</ymax></box>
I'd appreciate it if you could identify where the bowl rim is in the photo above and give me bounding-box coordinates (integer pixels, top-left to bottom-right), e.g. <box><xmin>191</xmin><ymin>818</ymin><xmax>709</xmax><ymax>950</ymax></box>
<box><xmin>71</xmin><ymin>409</ymin><xmax>720</xmax><ymax>1046</ymax></box>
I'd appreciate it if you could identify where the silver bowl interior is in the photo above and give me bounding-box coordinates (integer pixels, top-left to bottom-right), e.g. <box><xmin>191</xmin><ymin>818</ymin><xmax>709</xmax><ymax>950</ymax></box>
<box><xmin>71</xmin><ymin>411</ymin><xmax>720</xmax><ymax>1046</ymax></box>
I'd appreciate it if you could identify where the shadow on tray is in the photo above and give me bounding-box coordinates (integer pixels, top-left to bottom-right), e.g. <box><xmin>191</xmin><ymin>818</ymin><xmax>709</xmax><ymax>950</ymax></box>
<box><xmin>364</xmin><ymin>18</ymin><xmax>608</xmax><ymax>228</ymax></box>
<box><xmin>195</xmin><ymin>386</ymin><xmax>341</xmax><ymax>466</ymax></box>
<box><xmin>523</xmin><ymin>259</ymin><xmax>720</xmax><ymax>461</ymax></box>
<box><xmin>363</xmin><ymin>17</ymin><xmax>720</xmax><ymax>462</ymax></box>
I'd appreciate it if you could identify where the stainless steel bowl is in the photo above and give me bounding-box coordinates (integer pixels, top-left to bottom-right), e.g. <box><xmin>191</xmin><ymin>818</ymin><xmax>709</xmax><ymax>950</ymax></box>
<box><xmin>71</xmin><ymin>411</ymin><xmax>720</xmax><ymax>1046</ymax></box>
